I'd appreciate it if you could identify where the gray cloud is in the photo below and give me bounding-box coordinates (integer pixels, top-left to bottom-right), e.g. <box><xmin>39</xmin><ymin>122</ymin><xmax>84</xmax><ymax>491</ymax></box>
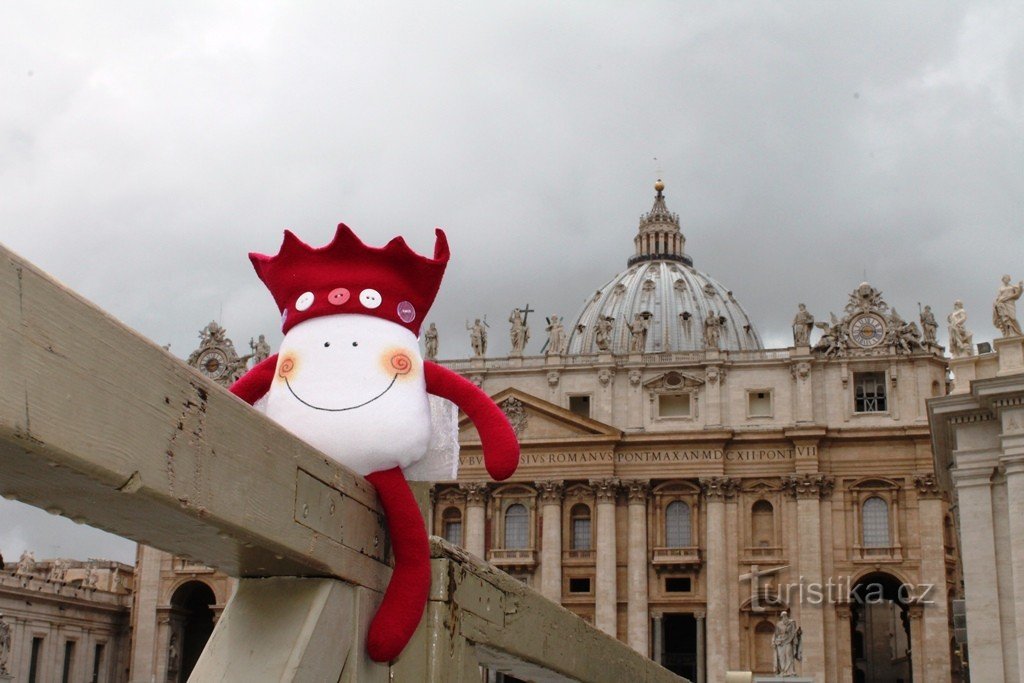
<box><xmin>1</xmin><ymin>1</ymin><xmax>1021</xmax><ymax>560</ymax></box>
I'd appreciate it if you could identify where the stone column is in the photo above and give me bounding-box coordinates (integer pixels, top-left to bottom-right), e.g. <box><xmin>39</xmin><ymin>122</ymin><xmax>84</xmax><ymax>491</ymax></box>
<box><xmin>592</xmin><ymin>478</ymin><xmax>620</xmax><ymax>638</ymax></box>
<box><xmin>783</xmin><ymin>473</ymin><xmax>834</xmax><ymax>681</ymax></box>
<box><xmin>625</xmin><ymin>480</ymin><xmax>650</xmax><ymax>654</ymax></box>
<box><xmin>462</xmin><ymin>482</ymin><xmax>489</xmax><ymax>560</ymax></box>
<box><xmin>536</xmin><ymin>480</ymin><xmax>564</xmax><ymax>603</ymax></box>
<box><xmin>1002</xmin><ymin>454</ymin><xmax>1024</xmax><ymax>675</ymax></box>
<box><xmin>908</xmin><ymin>604</ymin><xmax>925</xmax><ymax>683</ymax></box>
<box><xmin>695</xmin><ymin>610</ymin><xmax>706</xmax><ymax>683</ymax></box>
<box><xmin>701</xmin><ymin>476</ymin><xmax>736</xmax><ymax>683</ymax></box>
<box><xmin>835</xmin><ymin>604</ymin><xmax>853</xmax><ymax>683</ymax></box>
<box><xmin>913</xmin><ymin>473</ymin><xmax>953</xmax><ymax>682</ymax></box>
<box><xmin>652</xmin><ymin>612</ymin><xmax>664</xmax><ymax>665</ymax></box>
<box><xmin>951</xmin><ymin>466</ymin><xmax>1006</xmax><ymax>681</ymax></box>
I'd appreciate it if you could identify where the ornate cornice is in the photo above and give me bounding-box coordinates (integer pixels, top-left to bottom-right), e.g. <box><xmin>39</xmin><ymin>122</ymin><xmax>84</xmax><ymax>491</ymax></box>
<box><xmin>623</xmin><ymin>479</ymin><xmax>650</xmax><ymax>503</ymax></box>
<box><xmin>461</xmin><ymin>482</ymin><xmax>490</xmax><ymax>505</ymax></box>
<box><xmin>782</xmin><ymin>474</ymin><xmax>835</xmax><ymax>499</ymax></box>
<box><xmin>912</xmin><ymin>473</ymin><xmax>944</xmax><ymax>499</ymax></box>
<box><xmin>535</xmin><ymin>480</ymin><xmax>565</xmax><ymax>503</ymax></box>
<box><xmin>700</xmin><ymin>476</ymin><xmax>738</xmax><ymax>500</ymax></box>
<box><xmin>590</xmin><ymin>478</ymin><xmax>620</xmax><ymax>503</ymax></box>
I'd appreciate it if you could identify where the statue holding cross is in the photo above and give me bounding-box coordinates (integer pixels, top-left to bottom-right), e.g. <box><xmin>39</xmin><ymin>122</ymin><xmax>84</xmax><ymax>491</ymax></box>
<box><xmin>509</xmin><ymin>304</ymin><xmax>534</xmax><ymax>355</ymax></box>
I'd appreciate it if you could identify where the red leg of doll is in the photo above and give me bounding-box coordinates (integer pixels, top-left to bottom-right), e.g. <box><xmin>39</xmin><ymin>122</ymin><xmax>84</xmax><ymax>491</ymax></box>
<box><xmin>363</xmin><ymin>466</ymin><xmax>430</xmax><ymax>662</ymax></box>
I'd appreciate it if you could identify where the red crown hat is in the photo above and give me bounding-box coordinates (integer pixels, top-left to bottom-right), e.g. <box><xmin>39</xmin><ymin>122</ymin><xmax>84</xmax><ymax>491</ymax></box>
<box><xmin>250</xmin><ymin>224</ymin><xmax>450</xmax><ymax>336</ymax></box>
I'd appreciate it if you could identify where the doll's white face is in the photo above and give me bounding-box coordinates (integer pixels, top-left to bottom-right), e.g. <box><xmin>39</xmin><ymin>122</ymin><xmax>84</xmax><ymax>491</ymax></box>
<box><xmin>264</xmin><ymin>313</ymin><xmax>431</xmax><ymax>476</ymax></box>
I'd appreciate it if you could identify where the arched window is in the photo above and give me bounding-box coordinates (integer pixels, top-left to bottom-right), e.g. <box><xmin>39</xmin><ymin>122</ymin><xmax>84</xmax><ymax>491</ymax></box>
<box><xmin>665</xmin><ymin>501</ymin><xmax>692</xmax><ymax>547</ymax></box>
<box><xmin>442</xmin><ymin>507</ymin><xmax>462</xmax><ymax>546</ymax></box>
<box><xmin>570</xmin><ymin>504</ymin><xmax>592</xmax><ymax>550</ymax></box>
<box><xmin>751</xmin><ymin>500</ymin><xmax>774</xmax><ymax>547</ymax></box>
<box><xmin>862</xmin><ymin>497</ymin><xmax>890</xmax><ymax>547</ymax></box>
<box><xmin>504</xmin><ymin>504</ymin><xmax>529</xmax><ymax>549</ymax></box>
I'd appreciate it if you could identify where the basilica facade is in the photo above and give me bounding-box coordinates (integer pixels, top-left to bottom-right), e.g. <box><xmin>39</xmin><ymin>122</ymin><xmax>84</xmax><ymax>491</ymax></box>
<box><xmin>431</xmin><ymin>182</ymin><xmax>963</xmax><ymax>682</ymax></box>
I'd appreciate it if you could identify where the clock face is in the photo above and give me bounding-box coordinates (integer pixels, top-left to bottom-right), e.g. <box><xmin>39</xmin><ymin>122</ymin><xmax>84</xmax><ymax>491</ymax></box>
<box><xmin>198</xmin><ymin>348</ymin><xmax>229</xmax><ymax>379</ymax></box>
<box><xmin>850</xmin><ymin>313</ymin><xmax>887</xmax><ymax>348</ymax></box>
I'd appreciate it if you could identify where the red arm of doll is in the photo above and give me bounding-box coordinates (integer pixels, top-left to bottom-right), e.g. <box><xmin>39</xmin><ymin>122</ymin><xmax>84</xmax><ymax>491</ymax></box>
<box><xmin>424</xmin><ymin>361</ymin><xmax>519</xmax><ymax>481</ymax></box>
<box><xmin>228</xmin><ymin>354</ymin><xmax>278</xmax><ymax>405</ymax></box>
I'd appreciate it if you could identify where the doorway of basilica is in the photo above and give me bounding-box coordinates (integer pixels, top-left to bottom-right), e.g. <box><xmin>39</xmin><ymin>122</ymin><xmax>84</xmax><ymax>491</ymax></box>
<box><xmin>850</xmin><ymin>572</ymin><xmax>913</xmax><ymax>683</ymax></box>
<box><xmin>662</xmin><ymin>613</ymin><xmax>699</xmax><ymax>680</ymax></box>
<box><xmin>169</xmin><ymin>580</ymin><xmax>216</xmax><ymax>682</ymax></box>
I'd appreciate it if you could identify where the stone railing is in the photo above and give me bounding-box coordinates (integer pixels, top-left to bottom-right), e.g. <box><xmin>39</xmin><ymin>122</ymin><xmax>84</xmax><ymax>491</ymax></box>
<box><xmin>487</xmin><ymin>548</ymin><xmax>538</xmax><ymax>569</ymax></box>
<box><xmin>652</xmin><ymin>546</ymin><xmax>702</xmax><ymax>567</ymax></box>
<box><xmin>563</xmin><ymin>549</ymin><xmax>597</xmax><ymax>564</ymax></box>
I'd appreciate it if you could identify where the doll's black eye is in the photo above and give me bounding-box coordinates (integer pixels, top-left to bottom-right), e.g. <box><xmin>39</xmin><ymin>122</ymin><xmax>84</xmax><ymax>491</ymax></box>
<box><xmin>324</xmin><ymin>341</ymin><xmax>330</xmax><ymax>347</ymax></box>
<box><xmin>352</xmin><ymin>341</ymin><xmax>359</xmax><ymax>347</ymax></box>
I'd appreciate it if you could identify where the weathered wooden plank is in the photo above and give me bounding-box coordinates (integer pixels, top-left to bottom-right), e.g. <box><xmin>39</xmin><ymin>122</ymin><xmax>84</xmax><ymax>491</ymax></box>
<box><xmin>0</xmin><ymin>243</ymin><xmax>389</xmax><ymax>591</ymax></box>
<box><xmin>189</xmin><ymin>578</ymin><xmax>357</xmax><ymax>682</ymax></box>
<box><xmin>417</xmin><ymin>538</ymin><xmax>689</xmax><ymax>683</ymax></box>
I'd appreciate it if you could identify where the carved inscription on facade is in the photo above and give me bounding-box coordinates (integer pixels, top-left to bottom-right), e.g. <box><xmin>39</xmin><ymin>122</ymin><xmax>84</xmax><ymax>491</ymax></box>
<box><xmin>461</xmin><ymin>446</ymin><xmax>816</xmax><ymax>467</ymax></box>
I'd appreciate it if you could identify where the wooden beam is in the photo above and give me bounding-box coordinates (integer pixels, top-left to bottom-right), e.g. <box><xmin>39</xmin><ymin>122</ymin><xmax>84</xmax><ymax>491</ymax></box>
<box><xmin>0</xmin><ymin>243</ymin><xmax>390</xmax><ymax>591</ymax></box>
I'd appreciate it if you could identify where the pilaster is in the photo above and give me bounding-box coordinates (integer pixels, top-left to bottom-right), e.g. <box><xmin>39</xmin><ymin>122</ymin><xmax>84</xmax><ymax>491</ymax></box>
<box><xmin>591</xmin><ymin>478</ymin><xmax>620</xmax><ymax>638</ymax></box>
<box><xmin>700</xmin><ymin>476</ymin><xmax>736</xmax><ymax>683</ymax></box>
<box><xmin>461</xmin><ymin>482</ymin><xmax>489</xmax><ymax>560</ymax></box>
<box><xmin>624</xmin><ymin>480</ymin><xmax>650</xmax><ymax>654</ymax></box>
<box><xmin>536</xmin><ymin>480</ymin><xmax>564</xmax><ymax>603</ymax></box>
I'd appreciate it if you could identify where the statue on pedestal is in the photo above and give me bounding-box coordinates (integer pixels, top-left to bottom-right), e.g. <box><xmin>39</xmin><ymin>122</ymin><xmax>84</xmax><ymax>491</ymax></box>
<box><xmin>792</xmin><ymin>304</ymin><xmax>814</xmax><ymax>346</ymax></box>
<box><xmin>919</xmin><ymin>305</ymin><xmax>938</xmax><ymax>345</ymax></box>
<box><xmin>15</xmin><ymin>550</ymin><xmax>34</xmax><ymax>576</ymax></box>
<box><xmin>545</xmin><ymin>315</ymin><xmax>566</xmax><ymax>356</ymax></box>
<box><xmin>992</xmin><ymin>274</ymin><xmax>1024</xmax><ymax>337</ymax></box>
<box><xmin>704</xmin><ymin>311</ymin><xmax>723</xmax><ymax>349</ymax></box>
<box><xmin>595</xmin><ymin>316</ymin><xmax>614</xmax><ymax>352</ymax></box>
<box><xmin>773</xmin><ymin>611</ymin><xmax>802</xmax><ymax>677</ymax></box>
<box><xmin>467</xmin><ymin>318</ymin><xmax>488</xmax><ymax>357</ymax></box>
<box><xmin>424</xmin><ymin>323</ymin><xmax>439</xmax><ymax>360</ymax></box>
<box><xmin>948</xmin><ymin>300</ymin><xmax>974</xmax><ymax>358</ymax></box>
<box><xmin>627</xmin><ymin>313</ymin><xmax>650</xmax><ymax>353</ymax></box>
<box><xmin>250</xmin><ymin>334</ymin><xmax>271</xmax><ymax>364</ymax></box>
<box><xmin>509</xmin><ymin>308</ymin><xmax>530</xmax><ymax>355</ymax></box>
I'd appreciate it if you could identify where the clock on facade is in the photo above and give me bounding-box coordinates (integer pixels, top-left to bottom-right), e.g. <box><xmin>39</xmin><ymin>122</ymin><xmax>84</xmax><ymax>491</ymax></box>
<box><xmin>197</xmin><ymin>348</ymin><xmax>229</xmax><ymax>380</ymax></box>
<box><xmin>849</xmin><ymin>313</ymin><xmax>887</xmax><ymax>348</ymax></box>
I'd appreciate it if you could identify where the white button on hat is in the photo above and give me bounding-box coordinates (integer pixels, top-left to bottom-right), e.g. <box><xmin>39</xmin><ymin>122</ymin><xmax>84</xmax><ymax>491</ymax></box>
<box><xmin>295</xmin><ymin>291</ymin><xmax>315</xmax><ymax>311</ymax></box>
<box><xmin>359</xmin><ymin>288</ymin><xmax>382</xmax><ymax>309</ymax></box>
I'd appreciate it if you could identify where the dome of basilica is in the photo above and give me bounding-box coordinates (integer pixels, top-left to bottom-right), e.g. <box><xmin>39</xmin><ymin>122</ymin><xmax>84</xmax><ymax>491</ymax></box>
<box><xmin>565</xmin><ymin>182</ymin><xmax>763</xmax><ymax>354</ymax></box>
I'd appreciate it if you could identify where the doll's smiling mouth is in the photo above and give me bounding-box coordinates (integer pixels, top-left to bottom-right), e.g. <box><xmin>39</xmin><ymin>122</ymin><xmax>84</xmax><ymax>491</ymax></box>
<box><xmin>283</xmin><ymin>374</ymin><xmax>399</xmax><ymax>412</ymax></box>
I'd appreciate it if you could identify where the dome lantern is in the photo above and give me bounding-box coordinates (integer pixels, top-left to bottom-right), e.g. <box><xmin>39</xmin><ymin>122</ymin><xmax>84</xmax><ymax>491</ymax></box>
<box><xmin>629</xmin><ymin>179</ymin><xmax>691</xmax><ymax>267</ymax></box>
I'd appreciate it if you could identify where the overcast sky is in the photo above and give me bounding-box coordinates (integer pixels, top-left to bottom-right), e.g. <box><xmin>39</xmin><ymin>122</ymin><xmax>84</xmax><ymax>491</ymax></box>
<box><xmin>1</xmin><ymin>1</ymin><xmax>1021</xmax><ymax>565</ymax></box>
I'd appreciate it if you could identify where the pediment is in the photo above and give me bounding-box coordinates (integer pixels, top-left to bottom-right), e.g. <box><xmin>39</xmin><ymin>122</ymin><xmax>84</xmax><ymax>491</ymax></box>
<box><xmin>643</xmin><ymin>370</ymin><xmax>705</xmax><ymax>391</ymax></box>
<box><xmin>458</xmin><ymin>388</ymin><xmax>621</xmax><ymax>444</ymax></box>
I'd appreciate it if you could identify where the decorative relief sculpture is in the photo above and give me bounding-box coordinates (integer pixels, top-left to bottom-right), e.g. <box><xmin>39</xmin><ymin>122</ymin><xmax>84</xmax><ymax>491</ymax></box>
<box><xmin>500</xmin><ymin>398</ymin><xmax>528</xmax><ymax>437</ymax></box>
<box><xmin>947</xmin><ymin>300</ymin><xmax>974</xmax><ymax>358</ymax></box>
<box><xmin>628</xmin><ymin>369</ymin><xmax>642</xmax><ymax>386</ymax></box>
<box><xmin>423</xmin><ymin>322</ymin><xmax>439</xmax><ymax>360</ymax></box>
<box><xmin>811</xmin><ymin>283</ymin><xmax>925</xmax><ymax>358</ymax></box>
<box><xmin>773</xmin><ymin>611</ymin><xmax>802</xmax><ymax>677</ymax></box>
<box><xmin>598</xmin><ymin>368</ymin><xmax>615</xmax><ymax>386</ymax></box>
<box><xmin>792</xmin><ymin>304</ymin><xmax>814</xmax><ymax>346</ymax></box>
<box><xmin>467</xmin><ymin>318</ymin><xmax>488</xmax><ymax>357</ymax></box>
<box><xmin>706</xmin><ymin>366</ymin><xmax>725</xmax><ymax>385</ymax></box>
<box><xmin>627</xmin><ymin>313</ymin><xmax>650</xmax><ymax>353</ymax></box>
<box><xmin>595</xmin><ymin>315</ymin><xmax>614</xmax><ymax>352</ymax></box>
<box><xmin>547</xmin><ymin>370</ymin><xmax>560</xmax><ymax>387</ymax></box>
<box><xmin>509</xmin><ymin>308</ymin><xmax>530</xmax><ymax>355</ymax></box>
<box><xmin>704</xmin><ymin>311</ymin><xmax>724</xmax><ymax>349</ymax></box>
<box><xmin>791</xmin><ymin>361</ymin><xmax>811</xmax><ymax>381</ymax></box>
<box><xmin>919</xmin><ymin>305</ymin><xmax>938</xmax><ymax>345</ymax></box>
<box><xmin>913</xmin><ymin>473</ymin><xmax>943</xmax><ymax>498</ymax></box>
<box><xmin>545</xmin><ymin>315</ymin><xmax>566</xmax><ymax>356</ymax></box>
<box><xmin>992</xmin><ymin>274</ymin><xmax>1024</xmax><ymax>337</ymax></box>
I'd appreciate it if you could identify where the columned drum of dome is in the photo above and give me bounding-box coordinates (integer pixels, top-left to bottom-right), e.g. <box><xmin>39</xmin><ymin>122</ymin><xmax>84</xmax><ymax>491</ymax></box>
<box><xmin>566</xmin><ymin>181</ymin><xmax>763</xmax><ymax>355</ymax></box>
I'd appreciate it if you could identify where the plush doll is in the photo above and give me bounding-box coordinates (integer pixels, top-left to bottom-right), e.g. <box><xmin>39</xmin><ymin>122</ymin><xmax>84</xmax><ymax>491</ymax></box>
<box><xmin>229</xmin><ymin>224</ymin><xmax>519</xmax><ymax>662</ymax></box>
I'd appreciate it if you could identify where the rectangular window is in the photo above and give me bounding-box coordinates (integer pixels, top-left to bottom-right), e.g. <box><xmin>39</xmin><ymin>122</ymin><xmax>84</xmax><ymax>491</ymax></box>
<box><xmin>572</xmin><ymin>517</ymin><xmax>592</xmax><ymax>551</ymax></box>
<box><xmin>569</xmin><ymin>577</ymin><xmax>592</xmax><ymax>594</ymax></box>
<box><xmin>665</xmin><ymin>577</ymin><xmax>692</xmax><ymax>593</ymax></box>
<box><xmin>568</xmin><ymin>395</ymin><xmax>591</xmax><ymax>418</ymax></box>
<box><xmin>92</xmin><ymin>643</ymin><xmax>105</xmax><ymax>683</ymax></box>
<box><xmin>747</xmin><ymin>390</ymin><xmax>772</xmax><ymax>417</ymax></box>
<box><xmin>62</xmin><ymin>640</ymin><xmax>76</xmax><ymax>683</ymax></box>
<box><xmin>658</xmin><ymin>393</ymin><xmax>691</xmax><ymax>418</ymax></box>
<box><xmin>854</xmin><ymin>372</ymin><xmax>887</xmax><ymax>412</ymax></box>
<box><xmin>29</xmin><ymin>637</ymin><xmax>44</xmax><ymax>683</ymax></box>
